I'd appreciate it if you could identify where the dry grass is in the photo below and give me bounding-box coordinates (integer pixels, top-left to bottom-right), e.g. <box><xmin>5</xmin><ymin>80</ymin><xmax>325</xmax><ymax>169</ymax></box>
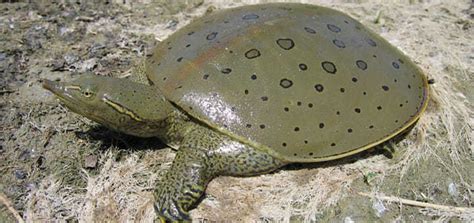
<box><xmin>24</xmin><ymin>150</ymin><xmax>173</xmax><ymax>222</ymax></box>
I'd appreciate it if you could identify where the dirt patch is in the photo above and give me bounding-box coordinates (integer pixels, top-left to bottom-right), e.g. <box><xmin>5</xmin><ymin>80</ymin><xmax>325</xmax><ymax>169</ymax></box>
<box><xmin>1</xmin><ymin>0</ymin><xmax>472</xmax><ymax>222</ymax></box>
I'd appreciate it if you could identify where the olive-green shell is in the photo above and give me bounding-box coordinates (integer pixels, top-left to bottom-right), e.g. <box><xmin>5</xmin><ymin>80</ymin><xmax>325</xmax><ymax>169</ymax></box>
<box><xmin>146</xmin><ymin>3</ymin><xmax>429</xmax><ymax>162</ymax></box>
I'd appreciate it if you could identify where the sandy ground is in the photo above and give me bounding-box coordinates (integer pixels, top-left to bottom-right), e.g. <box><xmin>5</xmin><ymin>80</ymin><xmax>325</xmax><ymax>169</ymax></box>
<box><xmin>0</xmin><ymin>0</ymin><xmax>473</xmax><ymax>222</ymax></box>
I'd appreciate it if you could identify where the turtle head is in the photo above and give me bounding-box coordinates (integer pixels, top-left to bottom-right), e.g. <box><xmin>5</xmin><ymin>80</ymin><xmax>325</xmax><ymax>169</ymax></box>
<box><xmin>42</xmin><ymin>74</ymin><xmax>175</xmax><ymax>137</ymax></box>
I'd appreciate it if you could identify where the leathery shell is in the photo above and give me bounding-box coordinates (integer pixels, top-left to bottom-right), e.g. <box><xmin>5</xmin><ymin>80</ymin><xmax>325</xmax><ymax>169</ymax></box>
<box><xmin>146</xmin><ymin>3</ymin><xmax>429</xmax><ymax>162</ymax></box>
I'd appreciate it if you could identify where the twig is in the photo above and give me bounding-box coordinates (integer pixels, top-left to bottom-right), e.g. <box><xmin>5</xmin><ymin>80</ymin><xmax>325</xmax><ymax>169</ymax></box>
<box><xmin>0</xmin><ymin>193</ymin><xmax>24</xmax><ymax>223</ymax></box>
<box><xmin>0</xmin><ymin>88</ymin><xmax>16</xmax><ymax>94</ymax></box>
<box><xmin>358</xmin><ymin>191</ymin><xmax>474</xmax><ymax>214</ymax></box>
<box><xmin>119</xmin><ymin>72</ymin><xmax>132</xmax><ymax>78</ymax></box>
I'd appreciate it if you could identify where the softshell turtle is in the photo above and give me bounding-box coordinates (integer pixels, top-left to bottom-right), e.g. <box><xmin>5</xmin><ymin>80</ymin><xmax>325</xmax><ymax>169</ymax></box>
<box><xmin>43</xmin><ymin>3</ymin><xmax>429</xmax><ymax>221</ymax></box>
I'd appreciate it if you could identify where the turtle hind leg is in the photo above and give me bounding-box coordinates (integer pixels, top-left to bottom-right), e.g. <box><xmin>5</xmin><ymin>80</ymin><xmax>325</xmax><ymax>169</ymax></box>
<box><xmin>154</xmin><ymin>126</ymin><xmax>286</xmax><ymax>221</ymax></box>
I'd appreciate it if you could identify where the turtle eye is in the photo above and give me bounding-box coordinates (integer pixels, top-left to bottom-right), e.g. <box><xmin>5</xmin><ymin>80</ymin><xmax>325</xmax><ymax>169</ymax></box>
<box><xmin>82</xmin><ymin>90</ymin><xmax>93</xmax><ymax>98</ymax></box>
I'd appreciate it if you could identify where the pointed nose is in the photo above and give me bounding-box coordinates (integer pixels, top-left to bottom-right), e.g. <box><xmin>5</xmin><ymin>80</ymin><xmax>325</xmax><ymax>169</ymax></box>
<box><xmin>42</xmin><ymin>79</ymin><xmax>63</xmax><ymax>95</ymax></box>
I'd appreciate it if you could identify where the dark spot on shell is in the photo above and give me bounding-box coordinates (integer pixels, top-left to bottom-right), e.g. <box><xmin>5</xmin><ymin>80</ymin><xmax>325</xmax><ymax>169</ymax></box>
<box><xmin>377</xmin><ymin>106</ymin><xmax>382</xmax><ymax>110</ymax></box>
<box><xmin>162</xmin><ymin>77</ymin><xmax>167</xmax><ymax>81</ymax></box>
<box><xmin>242</xmin><ymin>13</ymin><xmax>259</xmax><ymax>20</ymax></box>
<box><xmin>203</xmin><ymin>74</ymin><xmax>209</xmax><ymax>80</ymax></box>
<box><xmin>319</xmin><ymin>123</ymin><xmax>325</xmax><ymax>128</ymax></box>
<box><xmin>245</xmin><ymin>49</ymin><xmax>261</xmax><ymax>59</ymax></box>
<box><xmin>392</xmin><ymin>61</ymin><xmax>400</xmax><ymax>69</ymax></box>
<box><xmin>382</xmin><ymin>85</ymin><xmax>390</xmax><ymax>91</ymax></box>
<box><xmin>304</xmin><ymin>26</ymin><xmax>316</xmax><ymax>34</ymax></box>
<box><xmin>188</xmin><ymin>31</ymin><xmax>195</xmax><ymax>36</ymax></box>
<box><xmin>297</xmin><ymin>101</ymin><xmax>302</xmax><ymax>106</ymax></box>
<box><xmin>294</xmin><ymin>127</ymin><xmax>300</xmax><ymax>132</ymax></box>
<box><xmin>299</xmin><ymin>63</ymin><xmax>308</xmax><ymax>71</ymax></box>
<box><xmin>352</xmin><ymin>77</ymin><xmax>358</xmax><ymax>82</ymax></box>
<box><xmin>394</xmin><ymin>79</ymin><xmax>398</xmax><ymax>83</ymax></box>
<box><xmin>246</xmin><ymin>124</ymin><xmax>252</xmax><ymax>128</ymax></box>
<box><xmin>206</xmin><ymin>32</ymin><xmax>218</xmax><ymax>40</ymax></box>
<box><xmin>322</xmin><ymin>61</ymin><xmax>337</xmax><ymax>74</ymax></box>
<box><xmin>261</xmin><ymin>96</ymin><xmax>268</xmax><ymax>101</ymax></box>
<box><xmin>340</xmin><ymin>88</ymin><xmax>345</xmax><ymax>93</ymax></box>
<box><xmin>177</xmin><ymin>57</ymin><xmax>183</xmax><ymax>62</ymax></box>
<box><xmin>251</xmin><ymin>74</ymin><xmax>257</xmax><ymax>80</ymax></box>
<box><xmin>408</xmin><ymin>84</ymin><xmax>412</xmax><ymax>89</ymax></box>
<box><xmin>308</xmin><ymin>103</ymin><xmax>313</xmax><ymax>108</ymax></box>
<box><xmin>336</xmin><ymin>111</ymin><xmax>340</xmax><ymax>115</ymax></box>
<box><xmin>259</xmin><ymin>124</ymin><xmax>266</xmax><ymax>129</ymax></box>
<box><xmin>395</xmin><ymin>120</ymin><xmax>399</xmax><ymax>123</ymax></box>
<box><xmin>333</xmin><ymin>39</ymin><xmax>345</xmax><ymax>48</ymax></box>
<box><xmin>304</xmin><ymin>140</ymin><xmax>308</xmax><ymax>144</ymax></box>
<box><xmin>356</xmin><ymin>60</ymin><xmax>367</xmax><ymax>70</ymax></box>
<box><xmin>244</xmin><ymin>89</ymin><xmax>249</xmax><ymax>95</ymax></box>
<box><xmin>280</xmin><ymin>79</ymin><xmax>293</xmax><ymax>88</ymax></box>
<box><xmin>428</xmin><ymin>79</ymin><xmax>435</xmax><ymax>84</ymax></box>
<box><xmin>282</xmin><ymin>142</ymin><xmax>287</xmax><ymax>147</ymax></box>
<box><xmin>354</xmin><ymin>108</ymin><xmax>361</xmax><ymax>113</ymax></box>
<box><xmin>185</xmin><ymin>44</ymin><xmax>191</xmax><ymax>48</ymax></box>
<box><xmin>276</xmin><ymin>38</ymin><xmax>295</xmax><ymax>50</ymax></box>
<box><xmin>369</xmin><ymin>125</ymin><xmax>374</xmax><ymax>129</ymax></box>
<box><xmin>284</xmin><ymin>107</ymin><xmax>289</xmax><ymax>112</ymax></box>
<box><xmin>309</xmin><ymin>152</ymin><xmax>313</xmax><ymax>156</ymax></box>
<box><xmin>344</xmin><ymin>20</ymin><xmax>349</xmax><ymax>24</ymax></box>
<box><xmin>363</xmin><ymin>91</ymin><xmax>367</xmax><ymax>95</ymax></box>
<box><xmin>399</xmin><ymin>104</ymin><xmax>403</xmax><ymax>107</ymax></box>
<box><xmin>221</xmin><ymin>68</ymin><xmax>232</xmax><ymax>74</ymax></box>
<box><xmin>314</xmin><ymin>84</ymin><xmax>324</xmax><ymax>92</ymax></box>
<box><xmin>366</xmin><ymin>38</ymin><xmax>377</xmax><ymax>47</ymax></box>
<box><xmin>347</xmin><ymin>128</ymin><xmax>353</xmax><ymax>133</ymax></box>
<box><xmin>331</xmin><ymin>143</ymin><xmax>336</xmax><ymax>146</ymax></box>
<box><xmin>168</xmin><ymin>46</ymin><xmax>172</xmax><ymax>50</ymax></box>
<box><xmin>294</xmin><ymin>153</ymin><xmax>297</xmax><ymax>156</ymax></box>
<box><xmin>327</xmin><ymin>24</ymin><xmax>341</xmax><ymax>33</ymax></box>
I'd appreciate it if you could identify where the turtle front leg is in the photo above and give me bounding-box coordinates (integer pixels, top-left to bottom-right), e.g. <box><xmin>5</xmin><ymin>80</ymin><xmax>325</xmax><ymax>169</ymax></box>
<box><xmin>154</xmin><ymin>127</ymin><xmax>286</xmax><ymax>221</ymax></box>
<box><xmin>154</xmin><ymin>146</ymin><xmax>210</xmax><ymax>222</ymax></box>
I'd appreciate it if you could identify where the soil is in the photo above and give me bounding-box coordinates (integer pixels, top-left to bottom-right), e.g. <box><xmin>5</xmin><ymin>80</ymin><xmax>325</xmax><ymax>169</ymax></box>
<box><xmin>1</xmin><ymin>0</ymin><xmax>472</xmax><ymax>222</ymax></box>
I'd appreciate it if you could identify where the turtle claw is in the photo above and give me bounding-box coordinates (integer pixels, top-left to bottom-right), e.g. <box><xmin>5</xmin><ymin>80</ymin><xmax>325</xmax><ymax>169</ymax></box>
<box><xmin>155</xmin><ymin>215</ymin><xmax>189</xmax><ymax>223</ymax></box>
<box><xmin>154</xmin><ymin>200</ymin><xmax>191</xmax><ymax>223</ymax></box>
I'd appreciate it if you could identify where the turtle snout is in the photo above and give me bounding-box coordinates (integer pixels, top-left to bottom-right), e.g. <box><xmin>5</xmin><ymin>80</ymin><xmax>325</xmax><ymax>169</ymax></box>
<box><xmin>42</xmin><ymin>79</ymin><xmax>63</xmax><ymax>95</ymax></box>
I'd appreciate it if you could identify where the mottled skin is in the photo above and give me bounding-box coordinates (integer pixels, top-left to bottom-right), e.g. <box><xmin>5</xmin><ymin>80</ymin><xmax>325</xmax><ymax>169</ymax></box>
<box><xmin>42</xmin><ymin>76</ymin><xmax>285</xmax><ymax>221</ymax></box>
<box><xmin>156</xmin><ymin>123</ymin><xmax>285</xmax><ymax>220</ymax></box>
